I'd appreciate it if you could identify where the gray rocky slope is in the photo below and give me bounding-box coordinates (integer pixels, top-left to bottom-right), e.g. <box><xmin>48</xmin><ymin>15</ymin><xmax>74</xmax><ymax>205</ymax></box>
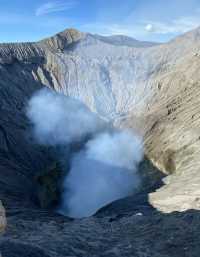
<box><xmin>1</xmin><ymin>28</ymin><xmax>200</xmax><ymax>256</ymax></box>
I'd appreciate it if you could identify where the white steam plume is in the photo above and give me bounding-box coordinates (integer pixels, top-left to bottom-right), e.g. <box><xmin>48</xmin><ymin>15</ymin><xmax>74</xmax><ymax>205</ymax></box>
<box><xmin>27</xmin><ymin>88</ymin><xmax>143</xmax><ymax>218</ymax></box>
<box><xmin>59</xmin><ymin>131</ymin><xmax>143</xmax><ymax>218</ymax></box>
<box><xmin>27</xmin><ymin>88</ymin><xmax>105</xmax><ymax>145</ymax></box>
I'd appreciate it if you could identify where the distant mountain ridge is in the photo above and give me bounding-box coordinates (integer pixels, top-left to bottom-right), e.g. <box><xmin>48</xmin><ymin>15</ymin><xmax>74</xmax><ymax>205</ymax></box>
<box><xmin>91</xmin><ymin>34</ymin><xmax>159</xmax><ymax>47</ymax></box>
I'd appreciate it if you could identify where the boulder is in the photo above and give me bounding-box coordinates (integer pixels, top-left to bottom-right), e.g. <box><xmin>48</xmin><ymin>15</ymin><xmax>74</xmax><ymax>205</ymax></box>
<box><xmin>0</xmin><ymin>201</ymin><xmax>6</xmax><ymax>233</ymax></box>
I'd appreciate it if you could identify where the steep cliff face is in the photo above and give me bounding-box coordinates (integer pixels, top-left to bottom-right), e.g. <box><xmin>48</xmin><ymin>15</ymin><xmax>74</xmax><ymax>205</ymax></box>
<box><xmin>145</xmin><ymin>53</ymin><xmax>200</xmax><ymax>213</ymax></box>
<box><xmin>123</xmin><ymin>28</ymin><xmax>200</xmax><ymax>212</ymax></box>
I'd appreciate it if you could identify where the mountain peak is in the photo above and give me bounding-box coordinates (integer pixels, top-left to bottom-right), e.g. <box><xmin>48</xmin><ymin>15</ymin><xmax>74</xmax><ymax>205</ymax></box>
<box><xmin>41</xmin><ymin>28</ymin><xmax>85</xmax><ymax>51</ymax></box>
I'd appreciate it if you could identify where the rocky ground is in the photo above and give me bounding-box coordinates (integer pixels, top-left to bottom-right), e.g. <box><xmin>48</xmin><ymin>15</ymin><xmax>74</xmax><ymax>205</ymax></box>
<box><xmin>2</xmin><ymin>193</ymin><xmax>200</xmax><ymax>257</ymax></box>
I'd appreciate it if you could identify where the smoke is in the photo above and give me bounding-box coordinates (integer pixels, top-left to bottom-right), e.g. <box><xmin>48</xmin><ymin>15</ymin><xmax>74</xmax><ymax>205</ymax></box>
<box><xmin>60</xmin><ymin>131</ymin><xmax>143</xmax><ymax>218</ymax></box>
<box><xmin>27</xmin><ymin>88</ymin><xmax>143</xmax><ymax>218</ymax></box>
<box><xmin>27</xmin><ymin>88</ymin><xmax>105</xmax><ymax>145</ymax></box>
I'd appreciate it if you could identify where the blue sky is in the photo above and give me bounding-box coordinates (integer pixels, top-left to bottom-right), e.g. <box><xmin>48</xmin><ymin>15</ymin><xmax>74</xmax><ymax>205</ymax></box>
<box><xmin>0</xmin><ymin>0</ymin><xmax>200</xmax><ymax>43</ymax></box>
